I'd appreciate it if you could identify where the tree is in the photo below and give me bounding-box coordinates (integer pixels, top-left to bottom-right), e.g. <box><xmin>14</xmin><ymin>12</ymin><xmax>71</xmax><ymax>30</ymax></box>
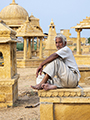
<box><xmin>88</xmin><ymin>37</ymin><xmax>90</xmax><ymax>43</ymax></box>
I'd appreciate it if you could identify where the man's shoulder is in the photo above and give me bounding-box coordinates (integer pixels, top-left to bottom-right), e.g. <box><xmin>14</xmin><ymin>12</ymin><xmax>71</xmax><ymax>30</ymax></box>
<box><xmin>56</xmin><ymin>46</ymin><xmax>69</xmax><ymax>54</ymax></box>
<box><xmin>64</xmin><ymin>46</ymin><xmax>72</xmax><ymax>52</ymax></box>
<box><xmin>58</xmin><ymin>46</ymin><xmax>69</xmax><ymax>52</ymax></box>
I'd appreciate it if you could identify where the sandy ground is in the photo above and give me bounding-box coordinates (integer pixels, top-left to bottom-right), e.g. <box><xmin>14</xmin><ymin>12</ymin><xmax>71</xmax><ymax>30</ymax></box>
<box><xmin>0</xmin><ymin>68</ymin><xmax>40</xmax><ymax>120</ymax></box>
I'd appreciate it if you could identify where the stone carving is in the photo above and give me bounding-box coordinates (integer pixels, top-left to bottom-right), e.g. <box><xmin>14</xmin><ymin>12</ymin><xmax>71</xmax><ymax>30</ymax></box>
<box><xmin>38</xmin><ymin>88</ymin><xmax>90</xmax><ymax>97</ymax></box>
<box><xmin>84</xmin><ymin>77</ymin><xmax>90</xmax><ymax>85</ymax></box>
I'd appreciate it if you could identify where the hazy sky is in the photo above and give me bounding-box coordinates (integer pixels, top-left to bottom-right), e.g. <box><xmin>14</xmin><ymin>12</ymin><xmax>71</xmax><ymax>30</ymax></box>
<box><xmin>0</xmin><ymin>0</ymin><xmax>90</xmax><ymax>38</ymax></box>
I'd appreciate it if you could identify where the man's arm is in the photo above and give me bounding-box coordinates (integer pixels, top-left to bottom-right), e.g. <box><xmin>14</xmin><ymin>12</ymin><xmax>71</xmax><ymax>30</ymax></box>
<box><xmin>41</xmin><ymin>53</ymin><xmax>59</xmax><ymax>66</ymax></box>
<box><xmin>36</xmin><ymin>53</ymin><xmax>59</xmax><ymax>77</ymax></box>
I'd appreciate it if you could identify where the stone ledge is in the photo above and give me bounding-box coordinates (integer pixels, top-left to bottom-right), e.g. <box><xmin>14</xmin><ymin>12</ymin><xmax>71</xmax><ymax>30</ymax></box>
<box><xmin>78</xmin><ymin>65</ymin><xmax>90</xmax><ymax>71</ymax></box>
<box><xmin>38</xmin><ymin>83</ymin><xmax>90</xmax><ymax>97</ymax></box>
<box><xmin>17</xmin><ymin>58</ymin><xmax>45</xmax><ymax>68</ymax></box>
<box><xmin>0</xmin><ymin>74</ymin><xmax>19</xmax><ymax>85</ymax></box>
<box><xmin>40</xmin><ymin>97</ymin><xmax>90</xmax><ymax>103</ymax></box>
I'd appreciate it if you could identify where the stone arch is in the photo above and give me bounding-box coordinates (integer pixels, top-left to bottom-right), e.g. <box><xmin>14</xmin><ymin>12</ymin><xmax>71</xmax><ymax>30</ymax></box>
<box><xmin>0</xmin><ymin>51</ymin><xmax>4</xmax><ymax>66</ymax></box>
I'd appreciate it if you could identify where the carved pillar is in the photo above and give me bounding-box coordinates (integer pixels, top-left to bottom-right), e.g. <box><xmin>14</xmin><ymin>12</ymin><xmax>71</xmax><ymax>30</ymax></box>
<box><xmin>37</xmin><ymin>37</ymin><xmax>39</xmax><ymax>51</ymax></box>
<box><xmin>24</xmin><ymin>37</ymin><xmax>27</xmax><ymax>60</ymax></box>
<box><xmin>39</xmin><ymin>37</ymin><xmax>43</xmax><ymax>58</ymax></box>
<box><xmin>75</xmin><ymin>28</ymin><xmax>82</xmax><ymax>55</ymax></box>
<box><xmin>36</xmin><ymin>37</ymin><xmax>39</xmax><ymax>57</ymax></box>
<box><xmin>28</xmin><ymin>38</ymin><xmax>32</xmax><ymax>59</ymax></box>
<box><xmin>32</xmin><ymin>37</ymin><xmax>34</xmax><ymax>51</ymax></box>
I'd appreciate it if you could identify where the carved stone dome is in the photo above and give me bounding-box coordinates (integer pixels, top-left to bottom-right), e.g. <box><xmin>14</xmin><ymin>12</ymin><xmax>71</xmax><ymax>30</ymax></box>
<box><xmin>0</xmin><ymin>0</ymin><xmax>29</xmax><ymax>28</ymax></box>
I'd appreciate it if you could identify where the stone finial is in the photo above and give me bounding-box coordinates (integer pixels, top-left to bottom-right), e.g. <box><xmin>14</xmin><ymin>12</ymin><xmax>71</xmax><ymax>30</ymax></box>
<box><xmin>50</xmin><ymin>19</ymin><xmax>54</xmax><ymax>25</ymax></box>
<box><xmin>51</xmin><ymin>19</ymin><xmax>53</xmax><ymax>22</ymax></box>
<box><xmin>30</xmin><ymin>13</ymin><xmax>34</xmax><ymax>18</ymax></box>
<box><xmin>12</xmin><ymin>0</ymin><xmax>15</xmax><ymax>3</ymax></box>
<box><xmin>51</xmin><ymin>18</ymin><xmax>53</xmax><ymax>22</ymax></box>
<box><xmin>26</xmin><ymin>16</ymin><xmax>29</xmax><ymax>23</ymax></box>
<box><xmin>10</xmin><ymin>0</ymin><xmax>18</xmax><ymax>5</ymax></box>
<box><xmin>49</xmin><ymin>19</ymin><xmax>55</xmax><ymax>27</ymax></box>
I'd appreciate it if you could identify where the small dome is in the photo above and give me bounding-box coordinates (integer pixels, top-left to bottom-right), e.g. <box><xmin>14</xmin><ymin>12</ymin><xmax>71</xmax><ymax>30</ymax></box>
<box><xmin>29</xmin><ymin>13</ymin><xmax>43</xmax><ymax>32</ymax></box>
<box><xmin>29</xmin><ymin>13</ymin><xmax>39</xmax><ymax>26</ymax></box>
<box><xmin>30</xmin><ymin>14</ymin><xmax>39</xmax><ymax>20</ymax></box>
<box><xmin>0</xmin><ymin>0</ymin><xmax>29</xmax><ymax>26</ymax></box>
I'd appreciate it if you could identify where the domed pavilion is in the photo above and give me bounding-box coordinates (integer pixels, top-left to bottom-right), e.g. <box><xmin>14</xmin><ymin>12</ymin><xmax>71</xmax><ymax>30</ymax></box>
<box><xmin>16</xmin><ymin>17</ymin><xmax>45</xmax><ymax>67</ymax></box>
<box><xmin>29</xmin><ymin>13</ymin><xmax>43</xmax><ymax>32</ymax></box>
<box><xmin>71</xmin><ymin>16</ymin><xmax>90</xmax><ymax>65</ymax></box>
<box><xmin>0</xmin><ymin>0</ymin><xmax>46</xmax><ymax>68</ymax></box>
<box><xmin>0</xmin><ymin>0</ymin><xmax>29</xmax><ymax>31</ymax></box>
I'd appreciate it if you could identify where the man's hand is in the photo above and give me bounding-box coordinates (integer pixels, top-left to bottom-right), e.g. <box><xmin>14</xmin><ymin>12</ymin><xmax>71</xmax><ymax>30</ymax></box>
<box><xmin>36</xmin><ymin>64</ymin><xmax>43</xmax><ymax>77</ymax></box>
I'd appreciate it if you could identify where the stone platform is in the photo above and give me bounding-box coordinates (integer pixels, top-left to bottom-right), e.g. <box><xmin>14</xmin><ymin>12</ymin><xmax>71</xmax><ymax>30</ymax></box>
<box><xmin>38</xmin><ymin>83</ymin><xmax>90</xmax><ymax>120</ymax></box>
<box><xmin>16</xmin><ymin>55</ymin><xmax>90</xmax><ymax>68</ymax></box>
<box><xmin>17</xmin><ymin>58</ymin><xmax>45</xmax><ymax>68</ymax></box>
<box><xmin>75</xmin><ymin>55</ymin><xmax>90</xmax><ymax>65</ymax></box>
<box><xmin>78</xmin><ymin>65</ymin><xmax>90</xmax><ymax>83</ymax></box>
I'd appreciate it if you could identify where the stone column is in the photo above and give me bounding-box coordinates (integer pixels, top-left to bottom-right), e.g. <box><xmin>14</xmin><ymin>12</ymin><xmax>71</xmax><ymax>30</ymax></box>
<box><xmin>32</xmin><ymin>37</ymin><xmax>34</xmax><ymax>51</ymax></box>
<box><xmin>24</xmin><ymin>37</ymin><xmax>27</xmax><ymax>59</ymax></box>
<box><xmin>28</xmin><ymin>38</ymin><xmax>32</xmax><ymax>59</ymax></box>
<box><xmin>75</xmin><ymin>28</ymin><xmax>82</xmax><ymax>55</ymax></box>
<box><xmin>39</xmin><ymin>37</ymin><xmax>43</xmax><ymax>58</ymax></box>
<box><xmin>37</xmin><ymin>37</ymin><xmax>39</xmax><ymax>51</ymax></box>
<box><xmin>36</xmin><ymin>37</ymin><xmax>39</xmax><ymax>57</ymax></box>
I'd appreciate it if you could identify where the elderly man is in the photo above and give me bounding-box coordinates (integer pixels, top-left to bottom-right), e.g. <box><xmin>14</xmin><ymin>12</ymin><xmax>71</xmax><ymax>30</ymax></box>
<box><xmin>31</xmin><ymin>34</ymin><xmax>81</xmax><ymax>90</ymax></box>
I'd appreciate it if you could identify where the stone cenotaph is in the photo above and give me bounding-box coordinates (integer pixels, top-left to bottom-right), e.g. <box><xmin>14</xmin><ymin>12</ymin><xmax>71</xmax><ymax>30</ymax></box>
<box><xmin>0</xmin><ymin>19</ymin><xmax>19</xmax><ymax>107</ymax></box>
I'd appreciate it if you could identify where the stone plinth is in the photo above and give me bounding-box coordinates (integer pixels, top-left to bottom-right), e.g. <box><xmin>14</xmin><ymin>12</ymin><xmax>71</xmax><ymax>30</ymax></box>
<box><xmin>0</xmin><ymin>74</ymin><xmax>19</xmax><ymax>108</ymax></box>
<box><xmin>17</xmin><ymin>58</ymin><xmax>45</xmax><ymax>68</ymax></box>
<box><xmin>16</xmin><ymin>51</ymin><xmax>23</xmax><ymax>59</ymax></box>
<box><xmin>82</xmin><ymin>45</ymin><xmax>90</xmax><ymax>53</ymax></box>
<box><xmin>78</xmin><ymin>65</ymin><xmax>90</xmax><ymax>83</ymax></box>
<box><xmin>75</xmin><ymin>55</ymin><xmax>90</xmax><ymax>65</ymax></box>
<box><xmin>38</xmin><ymin>83</ymin><xmax>90</xmax><ymax>120</ymax></box>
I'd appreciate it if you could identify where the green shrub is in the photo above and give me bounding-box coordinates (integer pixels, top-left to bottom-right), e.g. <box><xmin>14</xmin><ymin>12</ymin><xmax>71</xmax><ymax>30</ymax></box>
<box><xmin>17</xmin><ymin>43</ymin><xmax>23</xmax><ymax>51</ymax></box>
<box><xmin>34</xmin><ymin>44</ymin><xmax>37</xmax><ymax>50</ymax></box>
<box><xmin>17</xmin><ymin>42</ymin><xmax>40</xmax><ymax>51</ymax></box>
<box><xmin>88</xmin><ymin>37</ymin><xmax>90</xmax><ymax>43</ymax></box>
<box><xmin>74</xmin><ymin>47</ymin><xmax>77</xmax><ymax>51</ymax></box>
<box><xmin>73</xmin><ymin>47</ymin><xmax>83</xmax><ymax>52</ymax></box>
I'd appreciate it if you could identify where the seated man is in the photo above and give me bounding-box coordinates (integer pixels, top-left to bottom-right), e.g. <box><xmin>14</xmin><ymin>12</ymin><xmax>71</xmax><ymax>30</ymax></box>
<box><xmin>31</xmin><ymin>34</ymin><xmax>81</xmax><ymax>90</ymax></box>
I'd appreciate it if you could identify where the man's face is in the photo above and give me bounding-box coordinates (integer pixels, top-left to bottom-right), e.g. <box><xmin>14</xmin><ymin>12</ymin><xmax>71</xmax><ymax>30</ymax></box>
<box><xmin>55</xmin><ymin>37</ymin><xmax>64</xmax><ymax>50</ymax></box>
